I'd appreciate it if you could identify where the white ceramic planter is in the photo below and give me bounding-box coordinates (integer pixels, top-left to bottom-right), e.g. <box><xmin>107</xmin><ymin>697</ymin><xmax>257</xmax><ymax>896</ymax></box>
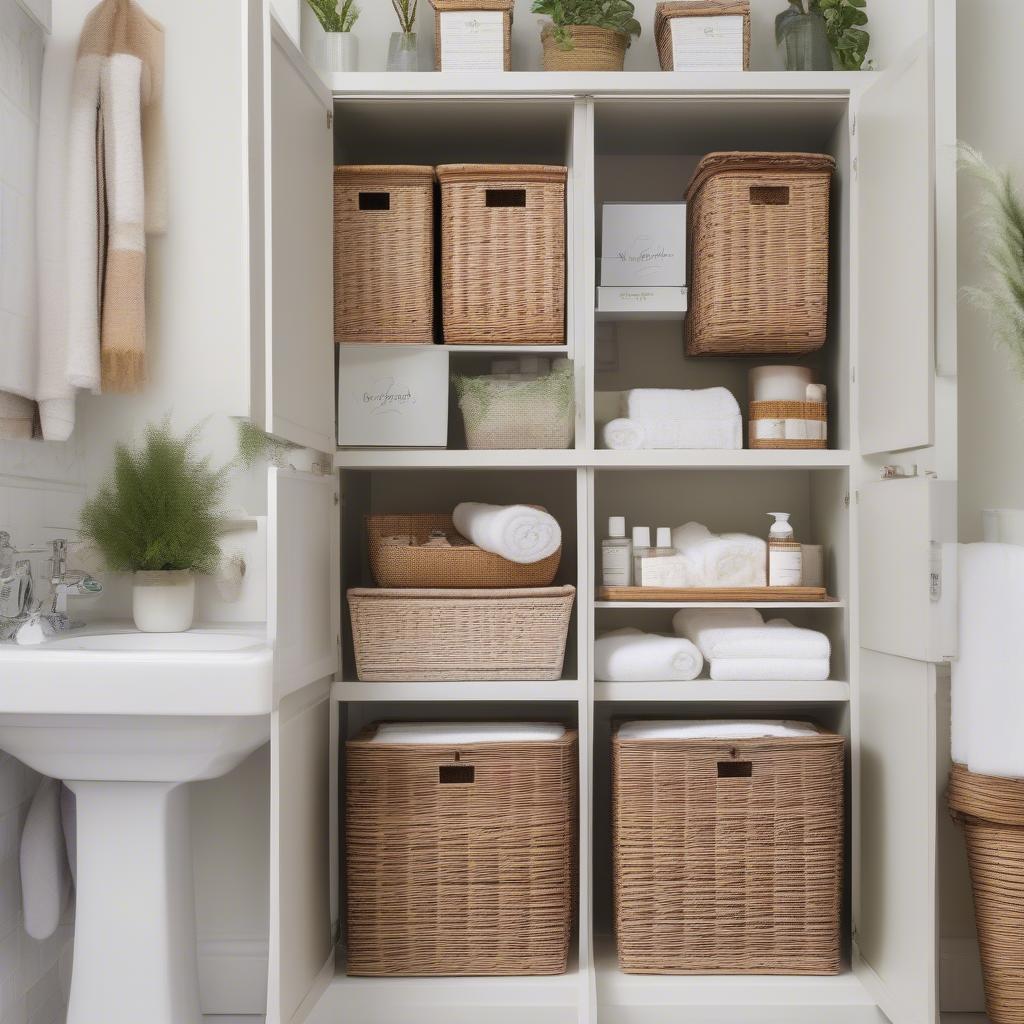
<box><xmin>300</xmin><ymin>4</ymin><xmax>358</xmax><ymax>72</ymax></box>
<box><xmin>132</xmin><ymin>571</ymin><xmax>196</xmax><ymax>633</ymax></box>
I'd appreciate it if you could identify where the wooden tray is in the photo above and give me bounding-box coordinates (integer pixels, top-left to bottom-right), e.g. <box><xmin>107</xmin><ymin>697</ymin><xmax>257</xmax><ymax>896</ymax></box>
<box><xmin>597</xmin><ymin>586</ymin><xmax>832</xmax><ymax>603</ymax></box>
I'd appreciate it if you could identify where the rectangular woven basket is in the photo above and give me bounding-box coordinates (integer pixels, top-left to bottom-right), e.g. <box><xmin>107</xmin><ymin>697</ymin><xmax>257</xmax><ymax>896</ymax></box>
<box><xmin>655</xmin><ymin>1</ymin><xmax>751</xmax><ymax>72</ymax></box>
<box><xmin>749</xmin><ymin>399</ymin><xmax>828</xmax><ymax>449</ymax></box>
<box><xmin>429</xmin><ymin>0</ymin><xmax>514</xmax><ymax>70</ymax></box>
<box><xmin>612</xmin><ymin>721</ymin><xmax>844</xmax><ymax>974</ymax></box>
<box><xmin>347</xmin><ymin>585</ymin><xmax>576</xmax><ymax>680</ymax></box>
<box><xmin>334</xmin><ymin>165</ymin><xmax>435</xmax><ymax>344</ymax></box>
<box><xmin>365</xmin><ymin>512</ymin><xmax>562</xmax><ymax>588</ymax></box>
<box><xmin>437</xmin><ymin>164</ymin><xmax>567</xmax><ymax>345</ymax></box>
<box><xmin>684</xmin><ymin>152</ymin><xmax>835</xmax><ymax>356</ymax></box>
<box><xmin>345</xmin><ymin>724</ymin><xmax>578</xmax><ymax>976</ymax></box>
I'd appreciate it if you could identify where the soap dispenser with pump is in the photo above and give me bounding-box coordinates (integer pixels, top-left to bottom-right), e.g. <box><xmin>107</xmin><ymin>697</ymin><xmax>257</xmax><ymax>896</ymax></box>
<box><xmin>766</xmin><ymin>513</ymin><xmax>803</xmax><ymax>587</ymax></box>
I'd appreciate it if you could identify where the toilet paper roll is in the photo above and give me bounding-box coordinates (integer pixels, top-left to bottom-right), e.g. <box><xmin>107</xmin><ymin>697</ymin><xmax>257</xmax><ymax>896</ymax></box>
<box><xmin>749</xmin><ymin>365</ymin><xmax>814</xmax><ymax>403</ymax></box>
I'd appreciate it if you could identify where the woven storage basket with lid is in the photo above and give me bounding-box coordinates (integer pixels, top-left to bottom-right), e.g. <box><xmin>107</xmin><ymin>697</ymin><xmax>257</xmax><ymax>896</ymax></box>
<box><xmin>655</xmin><ymin>0</ymin><xmax>750</xmax><ymax>71</ymax></box>
<box><xmin>347</xmin><ymin>585</ymin><xmax>576</xmax><ymax>681</ymax></box>
<box><xmin>612</xmin><ymin>719</ymin><xmax>844</xmax><ymax>974</ymax></box>
<box><xmin>345</xmin><ymin>723</ymin><xmax>577</xmax><ymax>976</ymax></box>
<box><xmin>685</xmin><ymin>152</ymin><xmax>835</xmax><ymax>356</ymax></box>
<box><xmin>365</xmin><ymin>512</ymin><xmax>562</xmax><ymax>588</ymax></box>
<box><xmin>949</xmin><ymin>763</ymin><xmax>1024</xmax><ymax>1023</ymax></box>
<box><xmin>333</xmin><ymin>165</ymin><xmax>435</xmax><ymax>344</ymax></box>
<box><xmin>541</xmin><ymin>24</ymin><xmax>628</xmax><ymax>71</ymax></box>
<box><xmin>437</xmin><ymin>164</ymin><xmax>567</xmax><ymax>345</ymax></box>
<box><xmin>429</xmin><ymin>0</ymin><xmax>514</xmax><ymax>70</ymax></box>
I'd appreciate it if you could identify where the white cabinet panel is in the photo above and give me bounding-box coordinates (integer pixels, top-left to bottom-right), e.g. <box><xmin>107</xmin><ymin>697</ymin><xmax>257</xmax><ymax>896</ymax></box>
<box><xmin>859</xmin><ymin>478</ymin><xmax>957</xmax><ymax>663</ymax></box>
<box><xmin>857</xmin><ymin>42</ymin><xmax>934</xmax><ymax>455</ymax></box>
<box><xmin>856</xmin><ymin>651</ymin><xmax>938</xmax><ymax>1024</ymax></box>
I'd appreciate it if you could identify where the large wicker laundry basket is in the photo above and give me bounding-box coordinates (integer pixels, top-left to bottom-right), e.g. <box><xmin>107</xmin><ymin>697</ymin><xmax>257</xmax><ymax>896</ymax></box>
<box><xmin>685</xmin><ymin>152</ymin><xmax>835</xmax><ymax>356</ymax></box>
<box><xmin>437</xmin><ymin>164</ymin><xmax>567</xmax><ymax>345</ymax></box>
<box><xmin>333</xmin><ymin>165</ymin><xmax>435</xmax><ymax>344</ymax></box>
<box><xmin>949</xmin><ymin>763</ymin><xmax>1024</xmax><ymax>1024</ymax></box>
<box><xmin>612</xmin><ymin>720</ymin><xmax>844</xmax><ymax>974</ymax></box>
<box><xmin>346</xmin><ymin>723</ymin><xmax>578</xmax><ymax>975</ymax></box>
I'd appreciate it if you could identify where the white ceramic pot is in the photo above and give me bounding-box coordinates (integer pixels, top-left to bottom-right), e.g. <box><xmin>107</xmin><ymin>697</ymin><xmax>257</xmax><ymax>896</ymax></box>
<box><xmin>300</xmin><ymin>4</ymin><xmax>358</xmax><ymax>72</ymax></box>
<box><xmin>132</xmin><ymin>571</ymin><xmax>196</xmax><ymax>633</ymax></box>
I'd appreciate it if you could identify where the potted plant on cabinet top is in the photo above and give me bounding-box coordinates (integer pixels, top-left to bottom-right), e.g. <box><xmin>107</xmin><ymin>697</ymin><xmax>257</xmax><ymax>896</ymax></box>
<box><xmin>302</xmin><ymin>0</ymin><xmax>360</xmax><ymax>73</ymax></box>
<box><xmin>775</xmin><ymin>0</ymin><xmax>870</xmax><ymax>71</ymax></box>
<box><xmin>388</xmin><ymin>0</ymin><xmax>420</xmax><ymax>71</ymax></box>
<box><xmin>78</xmin><ymin>421</ymin><xmax>228</xmax><ymax>634</ymax></box>
<box><xmin>533</xmin><ymin>0</ymin><xmax>641</xmax><ymax>71</ymax></box>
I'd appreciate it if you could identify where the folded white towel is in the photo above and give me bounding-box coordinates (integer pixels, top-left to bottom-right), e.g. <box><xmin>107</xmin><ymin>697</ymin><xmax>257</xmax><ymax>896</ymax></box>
<box><xmin>672</xmin><ymin>522</ymin><xmax>767</xmax><ymax>587</ymax></box>
<box><xmin>709</xmin><ymin>657</ymin><xmax>831</xmax><ymax>681</ymax></box>
<box><xmin>595</xmin><ymin>628</ymin><xmax>703</xmax><ymax>682</ymax></box>
<box><xmin>601</xmin><ymin>418</ymin><xmax>646</xmax><ymax>450</ymax></box>
<box><xmin>952</xmin><ymin>542</ymin><xmax>1024</xmax><ymax>777</ymax></box>
<box><xmin>452</xmin><ymin>502</ymin><xmax>561</xmax><ymax>564</ymax></box>
<box><xmin>620</xmin><ymin>416</ymin><xmax>742</xmax><ymax>450</ymax></box>
<box><xmin>673</xmin><ymin>608</ymin><xmax>831</xmax><ymax>661</ymax></box>
<box><xmin>625</xmin><ymin>387</ymin><xmax>739</xmax><ymax>421</ymax></box>
<box><xmin>617</xmin><ymin>719</ymin><xmax>820</xmax><ymax>741</ymax></box>
<box><xmin>371</xmin><ymin>722</ymin><xmax>566</xmax><ymax>745</ymax></box>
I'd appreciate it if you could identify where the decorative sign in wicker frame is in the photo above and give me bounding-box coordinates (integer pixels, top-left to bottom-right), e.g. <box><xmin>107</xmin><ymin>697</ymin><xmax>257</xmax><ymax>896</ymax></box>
<box><xmin>654</xmin><ymin>0</ymin><xmax>751</xmax><ymax>72</ymax></box>
<box><xmin>429</xmin><ymin>0</ymin><xmax>514</xmax><ymax>71</ymax></box>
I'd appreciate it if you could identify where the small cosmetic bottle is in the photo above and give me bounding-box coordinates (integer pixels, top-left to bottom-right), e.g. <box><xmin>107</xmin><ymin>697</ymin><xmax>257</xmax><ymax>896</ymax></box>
<box><xmin>654</xmin><ymin>527</ymin><xmax>674</xmax><ymax>556</ymax></box>
<box><xmin>632</xmin><ymin>526</ymin><xmax>653</xmax><ymax>586</ymax></box>
<box><xmin>767</xmin><ymin>512</ymin><xmax>803</xmax><ymax>587</ymax></box>
<box><xmin>601</xmin><ymin>517</ymin><xmax>633</xmax><ymax>587</ymax></box>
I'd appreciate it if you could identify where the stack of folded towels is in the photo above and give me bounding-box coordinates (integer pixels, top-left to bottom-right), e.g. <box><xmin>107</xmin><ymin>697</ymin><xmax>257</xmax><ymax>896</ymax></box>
<box><xmin>595</xmin><ymin>627</ymin><xmax>703</xmax><ymax>682</ymax></box>
<box><xmin>602</xmin><ymin>387</ymin><xmax>742</xmax><ymax>451</ymax></box>
<box><xmin>673</xmin><ymin>608</ymin><xmax>831</xmax><ymax>681</ymax></box>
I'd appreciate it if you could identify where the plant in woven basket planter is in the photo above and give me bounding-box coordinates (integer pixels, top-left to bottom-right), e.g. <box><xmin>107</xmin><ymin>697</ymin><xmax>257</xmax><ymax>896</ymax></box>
<box><xmin>533</xmin><ymin>0</ymin><xmax>640</xmax><ymax>71</ymax></box>
<box><xmin>78</xmin><ymin>420</ymin><xmax>229</xmax><ymax>633</ymax></box>
<box><xmin>775</xmin><ymin>0</ymin><xmax>870</xmax><ymax>71</ymax></box>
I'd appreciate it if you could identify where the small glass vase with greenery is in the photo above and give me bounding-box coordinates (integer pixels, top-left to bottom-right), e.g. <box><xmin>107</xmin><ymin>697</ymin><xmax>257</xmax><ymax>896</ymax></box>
<box><xmin>776</xmin><ymin>0</ymin><xmax>870</xmax><ymax>72</ymax></box>
<box><xmin>533</xmin><ymin>0</ymin><xmax>640</xmax><ymax>71</ymax></box>
<box><xmin>78</xmin><ymin>421</ymin><xmax>229</xmax><ymax>634</ymax></box>
<box><xmin>303</xmin><ymin>0</ymin><xmax>360</xmax><ymax>72</ymax></box>
<box><xmin>387</xmin><ymin>0</ymin><xmax>419</xmax><ymax>71</ymax></box>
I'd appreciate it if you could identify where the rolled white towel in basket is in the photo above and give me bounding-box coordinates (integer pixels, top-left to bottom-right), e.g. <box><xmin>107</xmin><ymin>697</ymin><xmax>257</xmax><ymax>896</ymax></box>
<box><xmin>709</xmin><ymin>657</ymin><xmax>831</xmax><ymax>682</ymax></box>
<box><xmin>595</xmin><ymin>628</ymin><xmax>703</xmax><ymax>682</ymax></box>
<box><xmin>672</xmin><ymin>522</ymin><xmax>767</xmax><ymax>587</ymax></box>
<box><xmin>452</xmin><ymin>502</ymin><xmax>561</xmax><ymax>564</ymax></box>
<box><xmin>602</xmin><ymin>418</ymin><xmax>646</xmax><ymax>451</ymax></box>
<box><xmin>673</xmin><ymin>609</ymin><xmax>831</xmax><ymax>661</ymax></box>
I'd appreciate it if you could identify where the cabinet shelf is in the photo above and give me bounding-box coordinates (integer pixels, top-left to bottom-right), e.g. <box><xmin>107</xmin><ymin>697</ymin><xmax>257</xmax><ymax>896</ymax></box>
<box><xmin>331</xmin><ymin>680</ymin><xmax>581</xmax><ymax>702</ymax></box>
<box><xmin>595</xmin><ymin>679</ymin><xmax>850</xmax><ymax>703</ymax></box>
<box><xmin>597</xmin><ymin>586</ymin><xmax>836</xmax><ymax>604</ymax></box>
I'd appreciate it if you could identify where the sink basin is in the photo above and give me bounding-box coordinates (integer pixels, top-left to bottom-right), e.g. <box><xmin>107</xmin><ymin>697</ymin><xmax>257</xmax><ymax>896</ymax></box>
<box><xmin>0</xmin><ymin>621</ymin><xmax>274</xmax><ymax>1024</ymax></box>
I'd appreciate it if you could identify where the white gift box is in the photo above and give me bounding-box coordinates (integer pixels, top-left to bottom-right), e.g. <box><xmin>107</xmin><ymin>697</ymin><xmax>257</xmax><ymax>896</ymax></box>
<box><xmin>600</xmin><ymin>203</ymin><xmax>686</xmax><ymax>287</ymax></box>
<box><xmin>337</xmin><ymin>346</ymin><xmax>450</xmax><ymax>447</ymax></box>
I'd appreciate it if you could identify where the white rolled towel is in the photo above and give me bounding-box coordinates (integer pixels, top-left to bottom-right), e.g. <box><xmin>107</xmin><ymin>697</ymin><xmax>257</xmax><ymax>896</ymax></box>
<box><xmin>673</xmin><ymin>609</ymin><xmax>831</xmax><ymax>661</ymax></box>
<box><xmin>709</xmin><ymin>657</ymin><xmax>831</xmax><ymax>682</ymax></box>
<box><xmin>672</xmin><ymin>522</ymin><xmax>767</xmax><ymax>587</ymax></box>
<box><xmin>601</xmin><ymin>418</ymin><xmax>646</xmax><ymax>450</ymax></box>
<box><xmin>452</xmin><ymin>502</ymin><xmax>561</xmax><ymax>564</ymax></box>
<box><xmin>595</xmin><ymin>628</ymin><xmax>703</xmax><ymax>682</ymax></box>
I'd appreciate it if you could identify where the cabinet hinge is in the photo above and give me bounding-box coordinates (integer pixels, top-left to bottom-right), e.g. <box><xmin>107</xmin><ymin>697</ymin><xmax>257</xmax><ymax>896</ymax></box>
<box><xmin>843</xmin><ymin>493</ymin><xmax>850</xmax><ymax>510</ymax></box>
<box><xmin>333</xmin><ymin>492</ymin><xmax>340</xmax><ymax>506</ymax></box>
<box><xmin>850</xmin><ymin>112</ymin><xmax>856</xmax><ymax>136</ymax></box>
<box><xmin>852</xmin><ymin>156</ymin><xmax>858</xmax><ymax>181</ymax></box>
<box><xmin>327</xmin><ymin>109</ymin><xmax>333</xmax><ymax>130</ymax></box>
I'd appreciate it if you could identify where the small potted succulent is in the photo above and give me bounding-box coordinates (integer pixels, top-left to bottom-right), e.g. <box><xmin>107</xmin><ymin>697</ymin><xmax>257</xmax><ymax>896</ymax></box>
<box><xmin>79</xmin><ymin>422</ymin><xmax>228</xmax><ymax>634</ymax></box>
<box><xmin>302</xmin><ymin>0</ymin><xmax>360</xmax><ymax>73</ymax></box>
<box><xmin>532</xmin><ymin>0</ymin><xmax>641</xmax><ymax>72</ymax></box>
<box><xmin>776</xmin><ymin>0</ymin><xmax>870</xmax><ymax>71</ymax></box>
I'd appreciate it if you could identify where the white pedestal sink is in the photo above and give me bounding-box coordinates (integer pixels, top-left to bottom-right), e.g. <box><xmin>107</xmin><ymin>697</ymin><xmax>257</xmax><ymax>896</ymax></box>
<box><xmin>0</xmin><ymin>624</ymin><xmax>273</xmax><ymax>1024</ymax></box>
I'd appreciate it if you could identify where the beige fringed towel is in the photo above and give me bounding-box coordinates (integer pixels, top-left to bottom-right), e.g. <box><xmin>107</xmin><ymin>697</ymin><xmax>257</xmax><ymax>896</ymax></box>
<box><xmin>66</xmin><ymin>0</ymin><xmax>165</xmax><ymax>395</ymax></box>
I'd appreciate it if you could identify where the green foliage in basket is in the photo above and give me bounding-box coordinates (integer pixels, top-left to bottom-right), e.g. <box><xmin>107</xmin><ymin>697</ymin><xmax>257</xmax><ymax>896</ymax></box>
<box><xmin>391</xmin><ymin>0</ymin><xmax>417</xmax><ymax>34</ymax></box>
<box><xmin>79</xmin><ymin>420</ymin><xmax>229</xmax><ymax>575</ymax></box>
<box><xmin>960</xmin><ymin>143</ymin><xmax>1024</xmax><ymax>380</ymax></box>
<box><xmin>453</xmin><ymin>365</ymin><xmax>575</xmax><ymax>427</ymax></box>
<box><xmin>307</xmin><ymin>0</ymin><xmax>359</xmax><ymax>32</ymax></box>
<box><xmin>532</xmin><ymin>0</ymin><xmax>641</xmax><ymax>50</ymax></box>
<box><xmin>775</xmin><ymin>0</ymin><xmax>870</xmax><ymax>70</ymax></box>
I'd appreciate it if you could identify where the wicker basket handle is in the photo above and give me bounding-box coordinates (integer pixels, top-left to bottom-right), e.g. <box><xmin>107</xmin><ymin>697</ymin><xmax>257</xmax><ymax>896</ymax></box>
<box><xmin>717</xmin><ymin>760</ymin><xmax>753</xmax><ymax>779</ymax></box>
<box><xmin>749</xmin><ymin>185</ymin><xmax>790</xmax><ymax>207</ymax></box>
<box><xmin>485</xmin><ymin>188</ymin><xmax>527</xmax><ymax>209</ymax></box>
<box><xmin>439</xmin><ymin>763</ymin><xmax>476</xmax><ymax>785</ymax></box>
<box><xmin>357</xmin><ymin>191</ymin><xmax>392</xmax><ymax>211</ymax></box>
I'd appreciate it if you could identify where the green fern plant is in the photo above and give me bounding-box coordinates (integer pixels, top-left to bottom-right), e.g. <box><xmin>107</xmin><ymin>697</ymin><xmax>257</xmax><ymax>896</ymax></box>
<box><xmin>532</xmin><ymin>0</ymin><xmax>641</xmax><ymax>49</ymax></box>
<box><xmin>307</xmin><ymin>0</ymin><xmax>359</xmax><ymax>33</ymax></box>
<box><xmin>79</xmin><ymin>421</ymin><xmax>229</xmax><ymax>575</ymax></box>
<box><xmin>960</xmin><ymin>143</ymin><xmax>1024</xmax><ymax>379</ymax></box>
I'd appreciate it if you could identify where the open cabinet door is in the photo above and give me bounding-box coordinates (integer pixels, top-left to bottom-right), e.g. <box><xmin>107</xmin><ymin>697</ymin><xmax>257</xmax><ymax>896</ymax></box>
<box><xmin>855</xmin><ymin>479</ymin><xmax>956</xmax><ymax>1024</ymax></box>
<box><xmin>248</xmin><ymin>3</ymin><xmax>335</xmax><ymax>452</ymax></box>
<box><xmin>856</xmin><ymin>39</ymin><xmax>934</xmax><ymax>455</ymax></box>
<box><xmin>267</xmin><ymin>467</ymin><xmax>340</xmax><ymax>1023</ymax></box>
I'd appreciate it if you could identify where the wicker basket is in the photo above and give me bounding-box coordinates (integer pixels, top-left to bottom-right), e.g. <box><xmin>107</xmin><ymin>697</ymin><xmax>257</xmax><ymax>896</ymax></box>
<box><xmin>437</xmin><ymin>164</ymin><xmax>567</xmax><ymax>345</ymax></box>
<box><xmin>685</xmin><ymin>152</ymin><xmax>836</xmax><ymax>356</ymax></box>
<box><xmin>334</xmin><ymin>165</ymin><xmax>435</xmax><ymax>344</ymax></box>
<box><xmin>749</xmin><ymin>399</ymin><xmax>828</xmax><ymax>449</ymax></box>
<box><xmin>430</xmin><ymin>0</ymin><xmax>513</xmax><ymax>70</ymax></box>
<box><xmin>454</xmin><ymin>368</ymin><xmax>575</xmax><ymax>450</ymax></box>
<box><xmin>366</xmin><ymin>513</ymin><xmax>562</xmax><ymax>588</ymax></box>
<box><xmin>949</xmin><ymin>763</ymin><xmax>1024</xmax><ymax>1023</ymax></box>
<box><xmin>655</xmin><ymin>1</ymin><xmax>750</xmax><ymax>71</ymax></box>
<box><xmin>612</xmin><ymin>720</ymin><xmax>844</xmax><ymax>974</ymax></box>
<box><xmin>346</xmin><ymin>724</ymin><xmax>578</xmax><ymax>976</ymax></box>
<box><xmin>541</xmin><ymin>24</ymin><xmax>628</xmax><ymax>71</ymax></box>
<box><xmin>347</xmin><ymin>585</ymin><xmax>576</xmax><ymax>681</ymax></box>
